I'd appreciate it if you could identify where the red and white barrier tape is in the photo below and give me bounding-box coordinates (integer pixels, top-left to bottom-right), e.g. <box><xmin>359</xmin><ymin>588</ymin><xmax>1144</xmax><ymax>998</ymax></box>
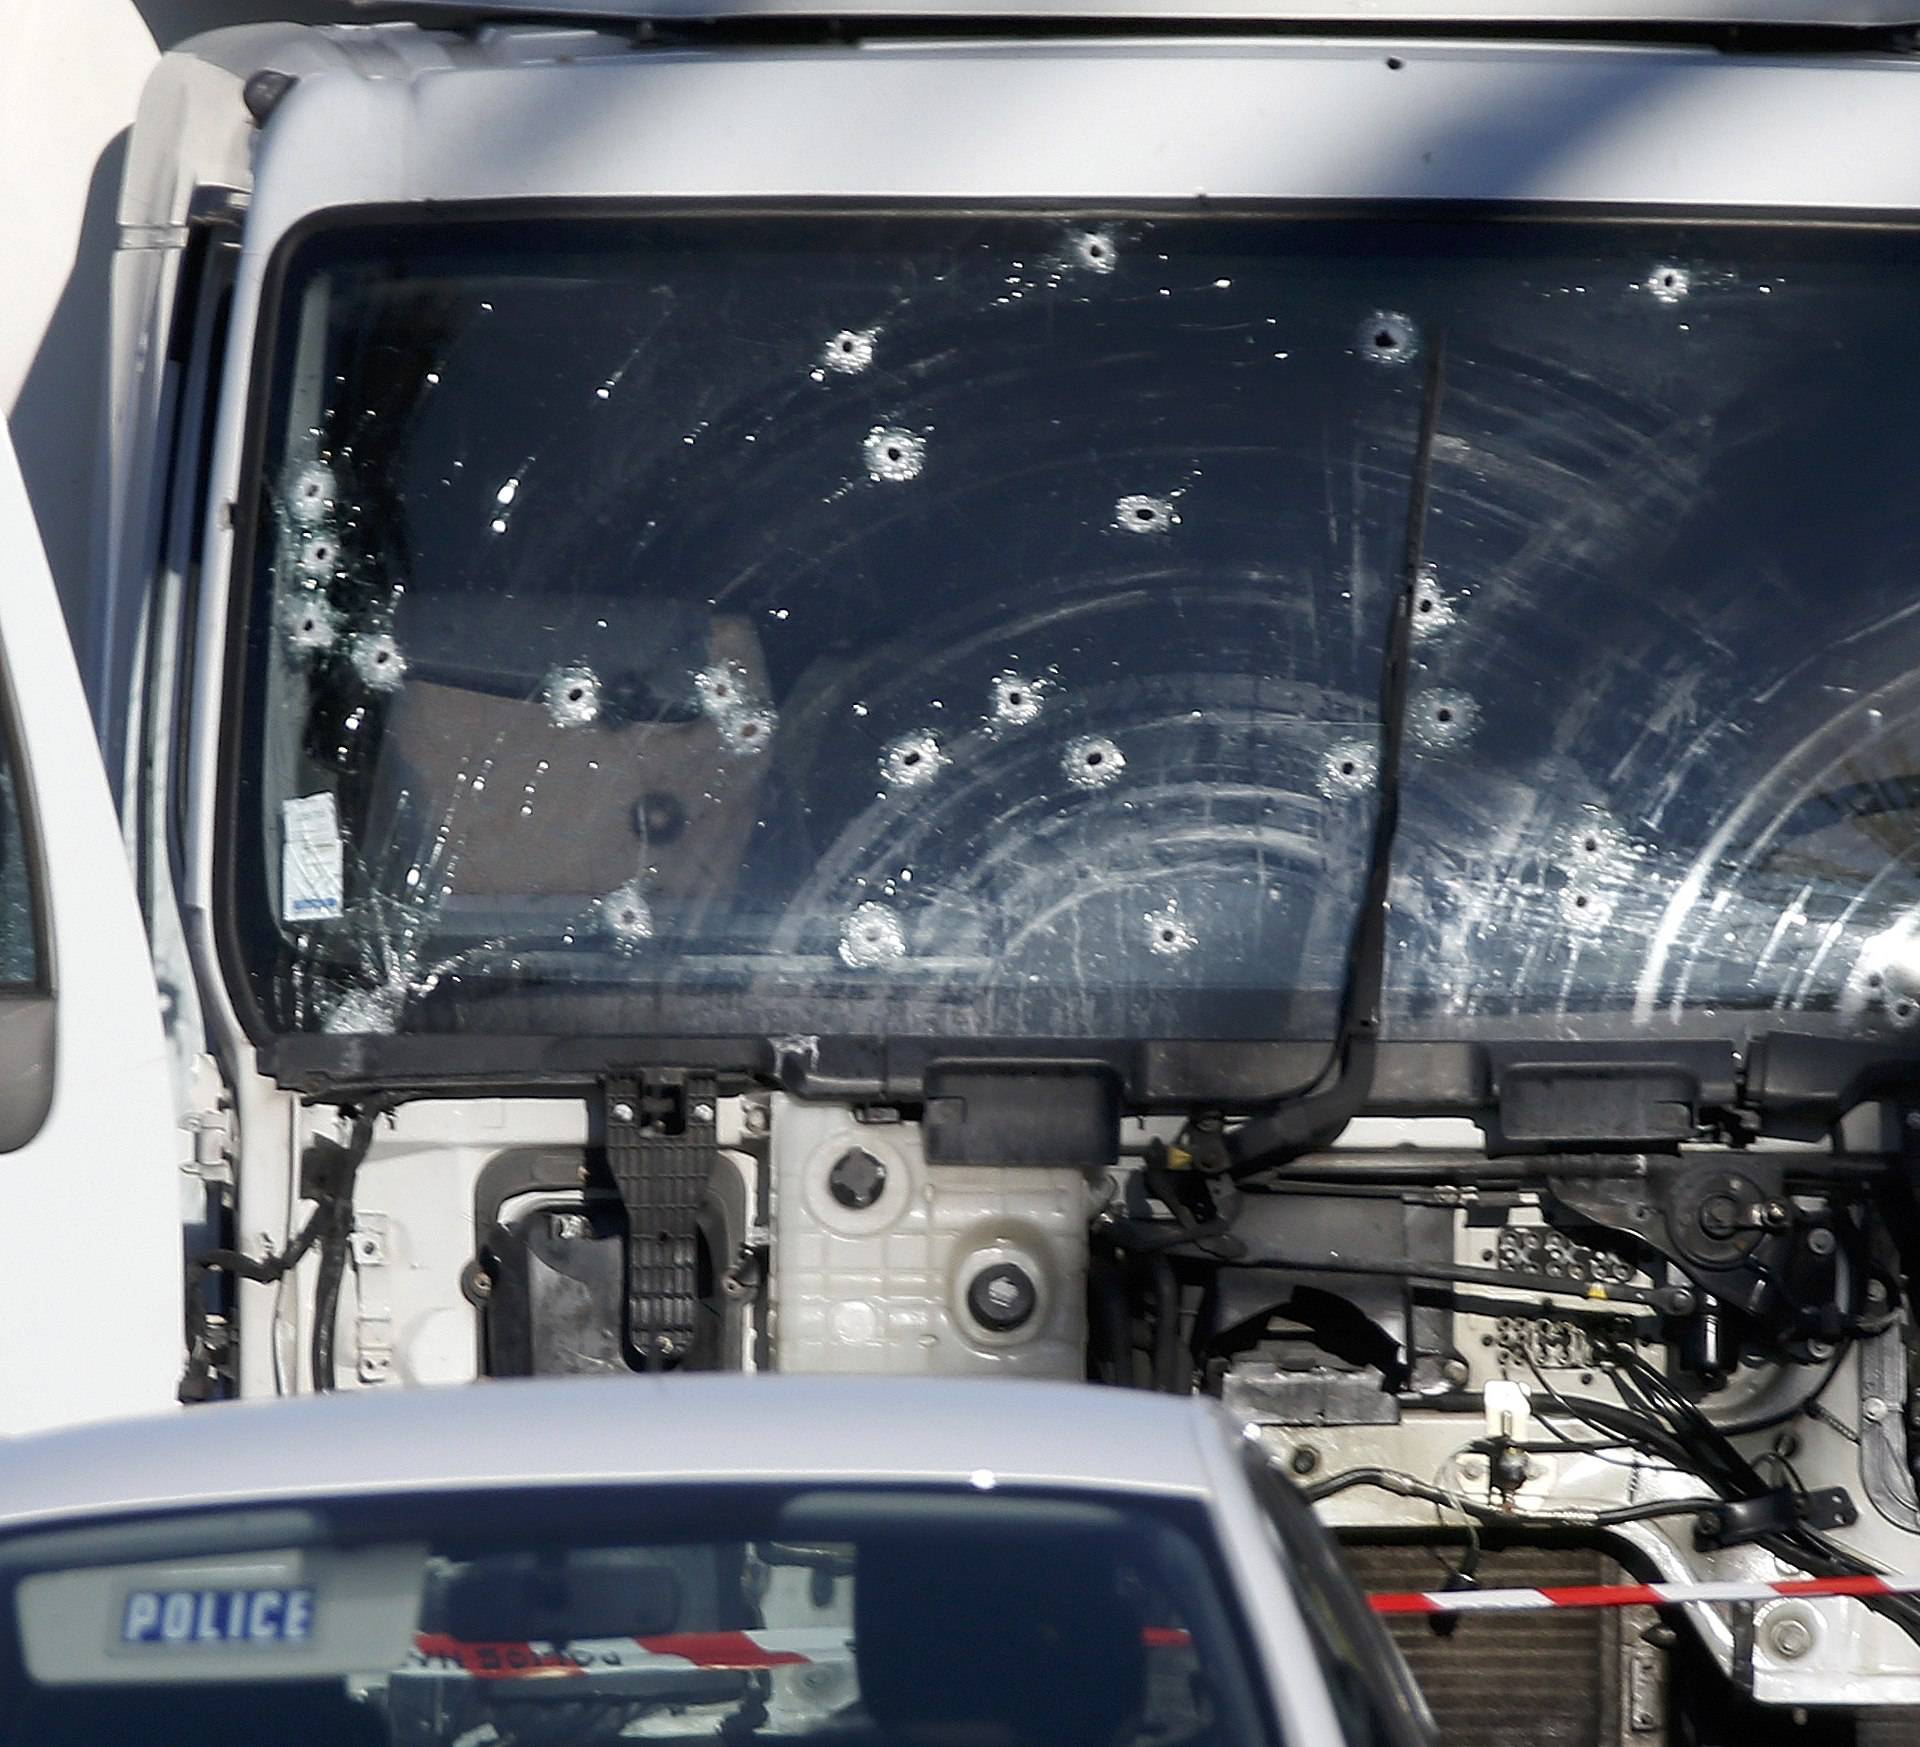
<box><xmin>408</xmin><ymin>1628</ymin><xmax>852</xmax><ymax>1680</ymax></box>
<box><xmin>1368</xmin><ymin>1572</ymin><xmax>1916</xmax><ymax>1616</ymax></box>
<box><xmin>406</xmin><ymin>1626</ymin><xmax>1198</xmax><ymax>1682</ymax></box>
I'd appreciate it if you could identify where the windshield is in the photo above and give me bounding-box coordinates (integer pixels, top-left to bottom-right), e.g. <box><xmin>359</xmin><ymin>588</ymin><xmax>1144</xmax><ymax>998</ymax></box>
<box><xmin>0</xmin><ymin>1484</ymin><xmax>1276</xmax><ymax>1747</ymax></box>
<box><xmin>233</xmin><ymin>213</ymin><xmax>1920</xmax><ymax>1048</ymax></box>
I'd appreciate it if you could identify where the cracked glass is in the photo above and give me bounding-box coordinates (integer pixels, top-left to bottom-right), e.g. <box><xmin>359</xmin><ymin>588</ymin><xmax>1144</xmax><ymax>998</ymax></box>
<box><xmin>234</xmin><ymin>214</ymin><xmax>1920</xmax><ymax>1047</ymax></box>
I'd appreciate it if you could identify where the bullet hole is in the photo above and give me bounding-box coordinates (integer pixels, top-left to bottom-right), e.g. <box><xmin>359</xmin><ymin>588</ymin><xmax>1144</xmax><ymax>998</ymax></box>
<box><xmin>348</xmin><ymin>632</ymin><xmax>407</xmax><ymax>692</ymax></box>
<box><xmin>1146</xmin><ymin>908</ymin><xmax>1197</xmax><ymax>957</ymax></box>
<box><xmin>297</xmin><ymin>533</ymin><xmax>339</xmax><ymax>578</ymax></box>
<box><xmin>1386</xmin><ymin>55</ymin><xmax>1405</xmax><ymax>69</ymax></box>
<box><xmin>1114</xmin><ymin>494</ymin><xmax>1177</xmax><ymax>535</ymax></box>
<box><xmin>598</xmin><ymin>879</ymin><xmax>655</xmax><ymax>945</ymax></box>
<box><xmin>720</xmin><ymin>707</ymin><xmax>777</xmax><ymax>756</ymax></box>
<box><xmin>1648</xmin><ymin>266</ymin><xmax>1691</xmax><ymax>303</ymax></box>
<box><xmin>823</xmin><ymin>328</ymin><xmax>878</xmax><ymax>374</ymax></box>
<box><xmin>322</xmin><ymin>985</ymin><xmax>405</xmax><ymax>1037</ymax></box>
<box><xmin>279</xmin><ymin>590</ymin><xmax>339</xmax><ymax>656</ymax></box>
<box><xmin>287</xmin><ymin>462</ymin><xmax>335</xmax><ymax>527</ymax></box>
<box><xmin>1868</xmin><ymin>972</ymin><xmax>1885</xmax><ymax>989</ymax></box>
<box><xmin>1359</xmin><ymin>312</ymin><xmax>1419</xmax><ymax>363</ymax></box>
<box><xmin>839</xmin><ymin>901</ymin><xmax>907</xmax><ymax>969</ymax></box>
<box><xmin>1071</xmin><ymin>230</ymin><xmax>1118</xmax><ymax>273</ymax></box>
<box><xmin>694</xmin><ymin>661</ymin><xmax>750</xmax><ymax>719</ymax></box>
<box><xmin>1560</xmin><ymin>883</ymin><xmax>1613</xmax><ymax>930</ymax></box>
<box><xmin>1064</xmin><ymin>735</ymin><xmax>1126</xmax><ymax>789</ymax></box>
<box><xmin>543</xmin><ymin>664</ymin><xmax>602</xmax><ymax>727</ymax></box>
<box><xmin>864</xmin><ymin>426</ymin><xmax>926</xmax><ymax>482</ymax></box>
<box><xmin>989</xmin><ymin>671</ymin><xmax>1047</xmax><ymax>727</ymax></box>
<box><xmin>1410</xmin><ymin>566</ymin><xmax>1455</xmax><ymax>639</ymax></box>
<box><xmin>1411</xmin><ymin>689</ymin><xmax>1478</xmax><ymax>751</ymax></box>
<box><xmin>883</xmin><ymin>730</ymin><xmax>947</xmax><ymax>789</ymax></box>
<box><xmin>1318</xmin><ymin>740</ymin><xmax>1379</xmax><ymax>798</ymax></box>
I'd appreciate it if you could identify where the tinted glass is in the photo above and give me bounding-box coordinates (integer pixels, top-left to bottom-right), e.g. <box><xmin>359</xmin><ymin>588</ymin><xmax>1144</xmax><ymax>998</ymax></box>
<box><xmin>1</xmin><ymin>1485</ymin><xmax>1278</xmax><ymax>1747</ymax></box>
<box><xmin>236</xmin><ymin>214</ymin><xmax>1920</xmax><ymax>1048</ymax></box>
<box><xmin>0</xmin><ymin>730</ymin><xmax>38</xmax><ymax>987</ymax></box>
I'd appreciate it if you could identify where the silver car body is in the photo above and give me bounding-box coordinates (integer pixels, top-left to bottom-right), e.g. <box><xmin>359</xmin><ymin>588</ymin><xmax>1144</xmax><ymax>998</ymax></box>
<box><xmin>0</xmin><ymin>1375</ymin><xmax>1362</xmax><ymax>1745</ymax></box>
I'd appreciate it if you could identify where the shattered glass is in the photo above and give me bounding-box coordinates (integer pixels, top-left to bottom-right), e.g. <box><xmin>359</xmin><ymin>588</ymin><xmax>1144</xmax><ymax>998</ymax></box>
<box><xmin>235</xmin><ymin>215</ymin><xmax>1920</xmax><ymax>1048</ymax></box>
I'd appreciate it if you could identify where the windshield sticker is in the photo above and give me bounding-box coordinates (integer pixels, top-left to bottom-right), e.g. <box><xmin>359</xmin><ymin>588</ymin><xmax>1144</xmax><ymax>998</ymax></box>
<box><xmin>120</xmin><ymin>1586</ymin><xmax>314</xmax><ymax>1648</ymax></box>
<box><xmin>282</xmin><ymin>793</ymin><xmax>343</xmax><ymax>923</ymax></box>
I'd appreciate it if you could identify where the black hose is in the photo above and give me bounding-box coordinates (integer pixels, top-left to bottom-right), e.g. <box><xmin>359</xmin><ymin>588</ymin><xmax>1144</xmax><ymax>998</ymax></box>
<box><xmin>309</xmin><ymin>1107</ymin><xmax>382</xmax><ymax>1394</ymax></box>
<box><xmin>180</xmin><ymin>1205</ymin><xmax>330</xmax><ymax>1399</ymax></box>
<box><xmin>1087</xmin><ymin>1251</ymin><xmax>1133</xmax><ymax>1387</ymax></box>
<box><xmin>1302</xmin><ymin>1465</ymin><xmax>1723</xmax><ymax>1528</ymax></box>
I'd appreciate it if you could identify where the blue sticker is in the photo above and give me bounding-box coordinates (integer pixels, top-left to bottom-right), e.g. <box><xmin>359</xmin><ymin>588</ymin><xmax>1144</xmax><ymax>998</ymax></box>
<box><xmin>120</xmin><ymin>1587</ymin><xmax>315</xmax><ymax>1647</ymax></box>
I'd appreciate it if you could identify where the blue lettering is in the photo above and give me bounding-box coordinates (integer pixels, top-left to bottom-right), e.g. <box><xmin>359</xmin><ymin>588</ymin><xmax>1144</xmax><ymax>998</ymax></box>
<box><xmin>247</xmin><ymin>1591</ymin><xmax>283</xmax><ymax>1641</ymax></box>
<box><xmin>117</xmin><ymin>1586</ymin><xmax>318</xmax><ymax>1647</ymax></box>
<box><xmin>122</xmin><ymin>1592</ymin><xmax>160</xmax><ymax>1642</ymax></box>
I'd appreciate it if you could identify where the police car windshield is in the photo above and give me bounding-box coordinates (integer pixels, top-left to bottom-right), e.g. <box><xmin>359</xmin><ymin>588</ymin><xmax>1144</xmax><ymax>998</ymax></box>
<box><xmin>235</xmin><ymin>214</ymin><xmax>1920</xmax><ymax>1051</ymax></box>
<box><xmin>0</xmin><ymin>1484</ymin><xmax>1278</xmax><ymax>1747</ymax></box>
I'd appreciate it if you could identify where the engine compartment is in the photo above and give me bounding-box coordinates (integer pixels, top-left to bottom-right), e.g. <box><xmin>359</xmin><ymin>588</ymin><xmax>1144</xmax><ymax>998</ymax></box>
<box><xmin>190</xmin><ymin>1080</ymin><xmax>1920</xmax><ymax>1726</ymax></box>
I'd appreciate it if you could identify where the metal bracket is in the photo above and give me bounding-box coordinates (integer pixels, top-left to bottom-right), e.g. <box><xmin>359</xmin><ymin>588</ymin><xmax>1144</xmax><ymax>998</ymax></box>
<box><xmin>1692</xmin><ymin>1485</ymin><xmax>1857</xmax><ymax>1551</ymax></box>
<box><xmin>1859</xmin><ymin>1325</ymin><xmax>1920</xmax><ymax>1531</ymax></box>
<box><xmin>350</xmin><ymin>1212</ymin><xmax>394</xmax><ymax>1386</ymax></box>
<box><xmin>604</xmin><ymin>1074</ymin><xmax>715</xmax><ymax>1368</ymax></box>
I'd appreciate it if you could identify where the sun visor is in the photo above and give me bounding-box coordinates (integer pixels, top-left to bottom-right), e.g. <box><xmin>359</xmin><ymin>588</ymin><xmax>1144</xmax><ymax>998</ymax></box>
<box><xmin>16</xmin><ymin>1543</ymin><xmax>427</xmax><ymax>1687</ymax></box>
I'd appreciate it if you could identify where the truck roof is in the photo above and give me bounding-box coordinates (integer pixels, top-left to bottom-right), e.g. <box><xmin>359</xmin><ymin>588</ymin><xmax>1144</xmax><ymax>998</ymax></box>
<box><xmin>0</xmin><ymin>1377</ymin><xmax>1226</xmax><ymax>1531</ymax></box>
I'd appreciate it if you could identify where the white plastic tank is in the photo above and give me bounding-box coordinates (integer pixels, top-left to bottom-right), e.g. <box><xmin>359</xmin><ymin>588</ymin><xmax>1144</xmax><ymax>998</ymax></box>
<box><xmin>769</xmin><ymin>1095</ymin><xmax>1088</xmax><ymax>1377</ymax></box>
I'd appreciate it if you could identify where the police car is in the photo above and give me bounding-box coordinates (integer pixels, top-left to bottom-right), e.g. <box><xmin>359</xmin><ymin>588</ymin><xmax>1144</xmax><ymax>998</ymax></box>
<box><xmin>0</xmin><ymin>1376</ymin><xmax>1431</xmax><ymax>1747</ymax></box>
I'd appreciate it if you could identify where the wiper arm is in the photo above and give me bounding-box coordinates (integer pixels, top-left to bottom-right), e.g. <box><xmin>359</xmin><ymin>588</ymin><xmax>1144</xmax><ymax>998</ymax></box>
<box><xmin>1227</xmin><ymin>331</ymin><xmax>1447</xmax><ymax>1175</ymax></box>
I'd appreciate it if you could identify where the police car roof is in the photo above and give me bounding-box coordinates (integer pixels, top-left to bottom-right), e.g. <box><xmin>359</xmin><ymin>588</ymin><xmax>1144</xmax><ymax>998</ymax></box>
<box><xmin>359</xmin><ymin>0</ymin><xmax>1920</xmax><ymax>28</ymax></box>
<box><xmin>0</xmin><ymin>1377</ymin><xmax>1230</xmax><ymax>1532</ymax></box>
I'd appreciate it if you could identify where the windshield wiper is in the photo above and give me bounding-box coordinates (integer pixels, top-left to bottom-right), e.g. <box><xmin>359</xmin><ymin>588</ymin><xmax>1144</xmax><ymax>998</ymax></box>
<box><xmin>1226</xmin><ymin>330</ymin><xmax>1447</xmax><ymax>1176</ymax></box>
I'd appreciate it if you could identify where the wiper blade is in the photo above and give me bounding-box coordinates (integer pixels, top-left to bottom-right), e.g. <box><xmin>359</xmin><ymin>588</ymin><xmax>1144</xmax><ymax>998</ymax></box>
<box><xmin>1227</xmin><ymin>331</ymin><xmax>1446</xmax><ymax>1175</ymax></box>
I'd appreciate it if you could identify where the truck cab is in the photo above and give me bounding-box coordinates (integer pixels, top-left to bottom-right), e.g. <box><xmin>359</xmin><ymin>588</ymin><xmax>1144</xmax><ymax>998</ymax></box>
<box><xmin>101</xmin><ymin>3</ymin><xmax>1920</xmax><ymax>1735</ymax></box>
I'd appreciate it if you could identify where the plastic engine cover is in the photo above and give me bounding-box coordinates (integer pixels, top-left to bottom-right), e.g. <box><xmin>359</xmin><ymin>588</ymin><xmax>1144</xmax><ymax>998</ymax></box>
<box><xmin>770</xmin><ymin>1095</ymin><xmax>1087</xmax><ymax>1376</ymax></box>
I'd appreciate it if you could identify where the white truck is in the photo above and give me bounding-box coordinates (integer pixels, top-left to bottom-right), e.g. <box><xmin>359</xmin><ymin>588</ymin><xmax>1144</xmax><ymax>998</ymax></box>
<box><xmin>80</xmin><ymin>1</ymin><xmax>1920</xmax><ymax>1739</ymax></box>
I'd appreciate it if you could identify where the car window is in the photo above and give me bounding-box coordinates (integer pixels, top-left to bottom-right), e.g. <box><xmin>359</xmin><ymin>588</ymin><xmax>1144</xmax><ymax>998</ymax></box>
<box><xmin>0</xmin><ymin>681</ymin><xmax>41</xmax><ymax>989</ymax></box>
<box><xmin>0</xmin><ymin>741</ymin><xmax>36</xmax><ymax>988</ymax></box>
<box><xmin>0</xmin><ymin>1484</ymin><xmax>1281</xmax><ymax>1747</ymax></box>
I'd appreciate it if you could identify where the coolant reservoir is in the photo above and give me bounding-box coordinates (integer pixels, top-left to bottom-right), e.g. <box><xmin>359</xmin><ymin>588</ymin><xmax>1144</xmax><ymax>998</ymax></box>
<box><xmin>769</xmin><ymin>1095</ymin><xmax>1088</xmax><ymax>1377</ymax></box>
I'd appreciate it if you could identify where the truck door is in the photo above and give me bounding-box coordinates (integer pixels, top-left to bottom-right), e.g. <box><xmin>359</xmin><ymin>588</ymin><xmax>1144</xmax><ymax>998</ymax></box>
<box><xmin>0</xmin><ymin>418</ymin><xmax>182</xmax><ymax>1431</ymax></box>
